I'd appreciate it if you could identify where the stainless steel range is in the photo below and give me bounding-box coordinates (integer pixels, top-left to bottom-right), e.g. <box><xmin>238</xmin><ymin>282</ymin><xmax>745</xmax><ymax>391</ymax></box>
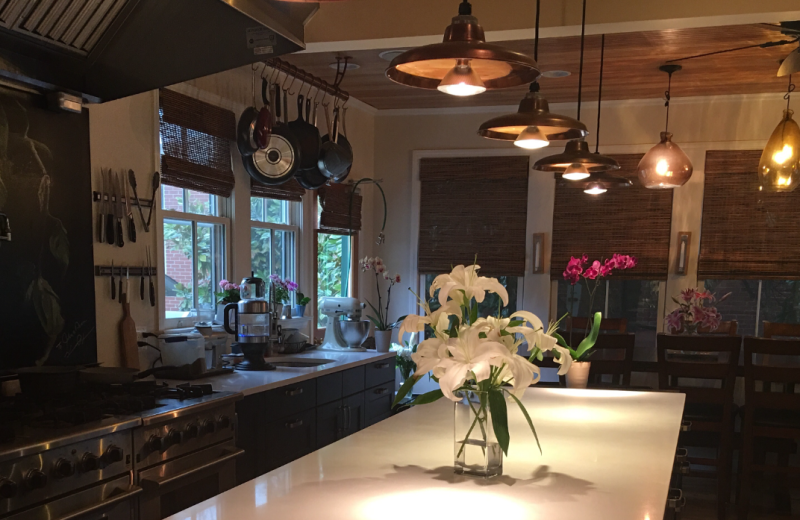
<box><xmin>0</xmin><ymin>381</ymin><xmax>242</xmax><ymax>520</ymax></box>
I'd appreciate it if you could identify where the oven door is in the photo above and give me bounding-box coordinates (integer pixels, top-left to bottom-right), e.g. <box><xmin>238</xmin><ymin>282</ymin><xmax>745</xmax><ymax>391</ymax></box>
<box><xmin>137</xmin><ymin>442</ymin><xmax>243</xmax><ymax>520</ymax></box>
<box><xmin>5</xmin><ymin>474</ymin><xmax>140</xmax><ymax>520</ymax></box>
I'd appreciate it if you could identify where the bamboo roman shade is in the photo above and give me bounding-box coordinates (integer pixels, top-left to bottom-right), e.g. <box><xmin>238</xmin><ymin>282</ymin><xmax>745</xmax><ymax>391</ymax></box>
<box><xmin>159</xmin><ymin>89</ymin><xmax>236</xmax><ymax>197</ymax></box>
<box><xmin>318</xmin><ymin>184</ymin><xmax>362</xmax><ymax>235</ymax></box>
<box><xmin>418</xmin><ymin>156</ymin><xmax>529</xmax><ymax>277</ymax></box>
<box><xmin>250</xmin><ymin>178</ymin><xmax>306</xmax><ymax>202</ymax></box>
<box><xmin>699</xmin><ymin>150</ymin><xmax>800</xmax><ymax>279</ymax></box>
<box><xmin>551</xmin><ymin>154</ymin><xmax>672</xmax><ymax>279</ymax></box>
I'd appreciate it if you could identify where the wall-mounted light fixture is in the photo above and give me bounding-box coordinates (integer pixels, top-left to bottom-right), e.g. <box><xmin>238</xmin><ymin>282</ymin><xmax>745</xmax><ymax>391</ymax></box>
<box><xmin>676</xmin><ymin>231</ymin><xmax>691</xmax><ymax>275</ymax></box>
<box><xmin>532</xmin><ymin>233</ymin><xmax>545</xmax><ymax>274</ymax></box>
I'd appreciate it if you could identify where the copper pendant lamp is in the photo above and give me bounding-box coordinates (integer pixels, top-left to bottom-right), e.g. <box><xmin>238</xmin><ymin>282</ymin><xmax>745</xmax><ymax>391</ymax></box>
<box><xmin>477</xmin><ymin>0</ymin><xmax>587</xmax><ymax>144</ymax></box>
<box><xmin>637</xmin><ymin>65</ymin><xmax>693</xmax><ymax>189</ymax></box>
<box><xmin>758</xmin><ymin>75</ymin><xmax>800</xmax><ymax>192</ymax></box>
<box><xmin>385</xmin><ymin>1</ymin><xmax>539</xmax><ymax>96</ymax></box>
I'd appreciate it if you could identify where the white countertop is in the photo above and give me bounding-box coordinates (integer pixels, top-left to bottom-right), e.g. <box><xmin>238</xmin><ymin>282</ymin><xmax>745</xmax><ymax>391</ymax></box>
<box><xmin>166</xmin><ymin>387</ymin><xmax>685</xmax><ymax>520</ymax></box>
<box><xmin>159</xmin><ymin>350</ymin><xmax>395</xmax><ymax>396</ymax></box>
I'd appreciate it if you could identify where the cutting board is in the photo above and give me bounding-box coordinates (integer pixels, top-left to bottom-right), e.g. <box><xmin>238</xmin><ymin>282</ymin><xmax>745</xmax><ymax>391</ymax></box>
<box><xmin>120</xmin><ymin>293</ymin><xmax>139</xmax><ymax>369</ymax></box>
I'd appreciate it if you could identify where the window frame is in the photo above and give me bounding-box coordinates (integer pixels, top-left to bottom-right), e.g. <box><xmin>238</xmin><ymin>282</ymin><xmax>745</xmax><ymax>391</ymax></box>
<box><xmin>249</xmin><ymin>197</ymin><xmax>301</xmax><ymax>299</ymax></box>
<box><xmin>157</xmin><ymin>186</ymin><xmax>231</xmax><ymax>329</ymax></box>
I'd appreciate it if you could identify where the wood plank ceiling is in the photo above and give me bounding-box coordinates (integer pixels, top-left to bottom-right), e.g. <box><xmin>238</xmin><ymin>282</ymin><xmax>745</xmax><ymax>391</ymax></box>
<box><xmin>283</xmin><ymin>23</ymin><xmax>798</xmax><ymax>110</ymax></box>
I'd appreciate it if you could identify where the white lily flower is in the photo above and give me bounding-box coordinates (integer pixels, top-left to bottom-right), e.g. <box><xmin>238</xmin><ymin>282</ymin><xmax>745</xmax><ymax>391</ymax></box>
<box><xmin>430</xmin><ymin>264</ymin><xmax>509</xmax><ymax>307</ymax></box>
<box><xmin>410</xmin><ymin>337</ymin><xmax>447</xmax><ymax>377</ymax></box>
<box><xmin>473</xmin><ymin>316</ymin><xmax>519</xmax><ymax>353</ymax></box>
<box><xmin>396</xmin><ymin>299</ymin><xmax>460</xmax><ymax>343</ymax></box>
<box><xmin>496</xmin><ymin>354</ymin><xmax>542</xmax><ymax>397</ymax></box>
<box><xmin>551</xmin><ymin>344</ymin><xmax>573</xmax><ymax>375</ymax></box>
<box><xmin>432</xmin><ymin>327</ymin><xmax>511</xmax><ymax>401</ymax></box>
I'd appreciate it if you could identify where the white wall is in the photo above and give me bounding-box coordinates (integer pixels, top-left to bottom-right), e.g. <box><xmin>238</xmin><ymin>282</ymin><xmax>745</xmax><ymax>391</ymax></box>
<box><xmin>88</xmin><ymin>68</ymin><xmax>376</xmax><ymax>366</ymax></box>
<box><xmin>373</xmin><ymin>93</ymin><xmax>787</xmax><ymax>327</ymax></box>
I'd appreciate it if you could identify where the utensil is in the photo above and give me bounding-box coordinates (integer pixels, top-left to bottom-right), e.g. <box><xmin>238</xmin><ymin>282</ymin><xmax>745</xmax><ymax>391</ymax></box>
<box><xmin>243</xmin><ymin>82</ymin><xmax>300</xmax><ymax>185</ymax></box>
<box><xmin>145</xmin><ymin>171</ymin><xmax>160</xmax><ymax>231</ymax></box>
<box><xmin>97</xmin><ymin>169</ymin><xmax>106</xmax><ymax>242</ymax></box>
<box><xmin>317</xmin><ymin>106</ymin><xmax>353</xmax><ymax>181</ymax></box>
<box><xmin>295</xmin><ymin>96</ymin><xmax>328</xmax><ymax>190</ymax></box>
<box><xmin>288</xmin><ymin>93</ymin><xmax>321</xmax><ymax>171</ymax></box>
<box><xmin>120</xmin><ymin>288</ymin><xmax>139</xmax><ymax>369</ymax></box>
<box><xmin>147</xmin><ymin>246</ymin><xmax>155</xmax><ymax>307</ymax></box>
<box><xmin>124</xmin><ymin>169</ymin><xmax>136</xmax><ymax>243</ymax></box>
<box><xmin>105</xmin><ymin>169</ymin><xmax>115</xmax><ymax>245</ymax></box>
<box><xmin>237</xmin><ymin>67</ymin><xmax>262</xmax><ymax>157</ymax></box>
<box><xmin>140</xmin><ymin>259</ymin><xmax>145</xmax><ymax>301</ymax></box>
<box><xmin>114</xmin><ymin>171</ymin><xmax>124</xmax><ymax>247</ymax></box>
<box><xmin>78</xmin><ymin>365</ymin><xmax>186</xmax><ymax>385</ymax></box>
<box><xmin>255</xmin><ymin>75</ymin><xmax>272</xmax><ymax>148</ymax></box>
<box><xmin>111</xmin><ymin>260</ymin><xmax>116</xmax><ymax>300</ymax></box>
<box><xmin>16</xmin><ymin>366</ymin><xmax>81</xmax><ymax>396</ymax></box>
<box><xmin>128</xmin><ymin>170</ymin><xmax>148</xmax><ymax>232</ymax></box>
<box><xmin>118</xmin><ymin>264</ymin><xmax>123</xmax><ymax>300</ymax></box>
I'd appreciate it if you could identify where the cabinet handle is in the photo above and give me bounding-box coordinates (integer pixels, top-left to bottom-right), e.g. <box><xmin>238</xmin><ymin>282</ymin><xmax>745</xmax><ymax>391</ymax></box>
<box><xmin>285</xmin><ymin>419</ymin><xmax>304</xmax><ymax>429</ymax></box>
<box><xmin>344</xmin><ymin>405</ymin><xmax>351</xmax><ymax>428</ymax></box>
<box><xmin>284</xmin><ymin>387</ymin><xmax>304</xmax><ymax>397</ymax></box>
<box><xmin>374</xmin><ymin>362</ymin><xmax>390</xmax><ymax>369</ymax></box>
<box><xmin>374</xmin><ymin>387</ymin><xmax>389</xmax><ymax>395</ymax></box>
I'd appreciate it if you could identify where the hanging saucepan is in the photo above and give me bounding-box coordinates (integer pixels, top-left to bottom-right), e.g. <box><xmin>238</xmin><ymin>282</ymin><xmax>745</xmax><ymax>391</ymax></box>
<box><xmin>243</xmin><ymin>83</ymin><xmax>301</xmax><ymax>185</ymax></box>
<box><xmin>288</xmin><ymin>91</ymin><xmax>321</xmax><ymax>171</ymax></box>
<box><xmin>296</xmin><ymin>92</ymin><xmax>329</xmax><ymax>190</ymax></box>
<box><xmin>236</xmin><ymin>67</ymin><xmax>262</xmax><ymax>157</ymax></box>
<box><xmin>337</xmin><ymin>106</ymin><xmax>354</xmax><ymax>181</ymax></box>
<box><xmin>255</xmin><ymin>74</ymin><xmax>273</xmax><ymax>149</ymax></box>
<box><xmin>318</xmin><ymin>106</ymin><xmax>353</xmax><ymax>182</ymax></box>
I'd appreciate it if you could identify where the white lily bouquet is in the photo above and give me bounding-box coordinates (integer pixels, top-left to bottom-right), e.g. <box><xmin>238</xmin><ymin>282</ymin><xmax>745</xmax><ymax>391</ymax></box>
<box><xmin>393</xmin><ymin>264</ymin><xmax>572</xmax><ymax>477</ymax></box>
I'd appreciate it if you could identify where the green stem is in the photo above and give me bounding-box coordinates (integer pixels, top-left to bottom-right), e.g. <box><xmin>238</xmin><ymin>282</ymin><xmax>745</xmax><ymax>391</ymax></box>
<box><xmin>457</xmin><ymin>396</ymin><xmax>486</xmax><ymax>458</ymax></box>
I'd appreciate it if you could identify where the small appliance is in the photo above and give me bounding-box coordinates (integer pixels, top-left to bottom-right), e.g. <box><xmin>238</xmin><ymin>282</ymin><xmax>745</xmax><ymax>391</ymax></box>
<box><xmin>223</xmin><ymin>273</ymin><xmax>275</xmax><ymax>371</ymax></box>
<box><xmin>320</xmin><ymin>297</ymin><xmax>370</xmax><ymax>352</ymax></box>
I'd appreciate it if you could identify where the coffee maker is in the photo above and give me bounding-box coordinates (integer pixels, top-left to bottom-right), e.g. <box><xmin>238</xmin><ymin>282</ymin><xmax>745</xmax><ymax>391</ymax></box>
<box><xmin>223</xmin><ymin>273</ymin><xmax>275</xmax><ymax>371</ymax></box>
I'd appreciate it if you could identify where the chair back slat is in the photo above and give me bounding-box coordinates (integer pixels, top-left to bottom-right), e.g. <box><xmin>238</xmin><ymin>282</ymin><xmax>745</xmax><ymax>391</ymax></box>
<box><xmin>763</xmin><ymin>322</ymin><xmax>800</xmax><ymax>339</ymax></box>
<box><xmin>752</xmin><ymin>391</ymin><xmax>800</xmax><ymax>411</ymax></box>
<box><xmin>743</xmin><ymin>337</ymin><xmax>800</xmax><ymax>412</ymax></box>
<box><xmin>587</xmin><ymin>333</ymin><xmax>635</xmax><ymax>387</ymax></box>
<box><xmin>751</xmin><ymin>365</ymin><xmax>800</xmax><ymax>385</ymax></box>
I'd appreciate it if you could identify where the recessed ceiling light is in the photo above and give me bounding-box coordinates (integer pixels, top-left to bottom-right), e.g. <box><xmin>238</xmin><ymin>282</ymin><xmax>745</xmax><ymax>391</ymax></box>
<box><xmin>378</xmin><ymin>50</ymin><xmax>406</xmax><ymax>62</ymax></box>
<box><xmin>329</xmin><ymin>62</ymin><xmax>360</xmax><ymax>70</ymax></box>
<box><xmin>541</xmin><ymin>70</ymin><xmax>571</xmax><ymax>78</ymax></box>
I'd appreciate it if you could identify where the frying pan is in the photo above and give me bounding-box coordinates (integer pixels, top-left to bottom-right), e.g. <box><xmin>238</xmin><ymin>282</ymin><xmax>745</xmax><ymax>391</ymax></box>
<box><xmin>243</xmin><ymin>83</ymin><xmax>301</xmax><ymax>185</ymax></box>
<box><xmin>288</xmin><ymin>94</ymin><xmax>321</xmax><ymax>171</ymax></box>
<box><xmin>255</xmin><ymin>76</ymin><xmax>272</xmax><ymax>149</ymax></box>
<box><xmin>16</xmin><ymin>366</ymin><xmax>81</xmax><ymax>396</ymax></box>
<box><xmin>318</xmin><ymin>106</ymin><xmax>353</xmax><ymax>182</ymax></box>
<box><xmin>78</xmin><ymin>364</ymin><xmax>194</xmax><ymax>385</ymax></box>
<box><xmin>295</xmin><ymin>96</ymin><xmax>328</xmax><ymax>190</ymax></box>
<box><xmin>236</xmin><ymin>68</ymin><xmax>264</xmax><ymax>157</ymax></box>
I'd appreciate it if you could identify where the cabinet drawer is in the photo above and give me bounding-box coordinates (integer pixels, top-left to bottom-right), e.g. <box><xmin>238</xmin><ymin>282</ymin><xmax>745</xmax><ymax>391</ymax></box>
<box><xmin>316</xmin><ymin>400</ymin><xmax>342</xmax><ymax>449</ymax></box>
<box><xmin>317</xmin><ymin>372</ymin><xmax>343</xmax><ymax>405</ymax></box>
<box><xmin>343</xmin><ymin>365</ymin><xmax>365</xmax><ymax>396</ymax></box>
<box><xmin>263</xmin><ymin>408</ymin><xmax>316</xmax><ymax>472</ymax></box>
<box><xmin>365</xmin><ymin>358</ymin><xmax>394</xmax><ymax>388</ymax></box>
<box><xmin>264</xmin><ymin>379</ymin><xmax>317</xmax><ymax>418</ymax></box>
<box><xmin>365</xmin><ymin>381</ymin><xmax>394</xmax><ymax>427</ymax></box>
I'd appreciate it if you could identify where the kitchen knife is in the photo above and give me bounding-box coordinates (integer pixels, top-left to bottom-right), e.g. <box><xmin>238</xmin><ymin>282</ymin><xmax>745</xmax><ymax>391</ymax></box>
<box><xmin>114</xmin><ymin>171</ymin><xmax>124</xmax><ymax>247</ymax></box>
<box><xmin>144</xmin><ymin>171</ymin><xmax>160</xmax><ymax>231</ymax></box>
<box><xmin>105</xmin><ymin>170</ymin><xmax>115</xmax><ymax>245</ymax></box>
<box><xmin>128</xmin><ymin>170</ymin><xmax>148</xmax><ymax>232</ymax></box>
<box><xmin>147</xmin><ymin>246</ymin><xmax>155</xmax><ymax>307</ymax></box>
<box><xmin>110</xmin><ymin>260</ymin><xmax>116</xmax><ymax>300</ymax></box>
<box><xmin>124</xmin><ymin>169</ymin><xmax>136</xmax><ymax>243</ymax></box>
<box><xmin>140</xmin><ymin>260</ymin><xmax>145</xmax><ymax>301</ymax></box>
<box><xmin>126</xmin><ymin>267</ymin><xmax>130</xmax><ymax>301</ymax></box>
<box><xmin>98</xmin><ymin>168</ymin><xmax>106</xmax><ymax>243</ymax></box>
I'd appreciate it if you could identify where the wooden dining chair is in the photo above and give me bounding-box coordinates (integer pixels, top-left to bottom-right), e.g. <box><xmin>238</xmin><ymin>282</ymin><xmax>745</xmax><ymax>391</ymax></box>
<box><xmin>763</xmin><ymin>321</ymin><xmax>800</xmax><ymax>339</ymax></box>
<box><xmin>677</xmin><ymin>320</ymin><xmax>739</xmax><ymax>335</ymax></box>
<box><xmin>586</xmin><ymin>333</ymin><xmax>636</xmax><ymax>387</ymax></box>
<box><xmin>657</xmin><ymin>333</ymin><xmax>741</xmax><ymax>520</ymax></box>
<box><xmin>738</xmin><ymin>337</ymin><xmax>800</xmax><ymax>519</ymax></box>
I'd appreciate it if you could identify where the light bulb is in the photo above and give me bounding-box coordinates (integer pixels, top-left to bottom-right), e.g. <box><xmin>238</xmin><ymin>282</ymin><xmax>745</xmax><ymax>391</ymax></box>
<box><xmin>562</xmin><ymin>163</ymin><xmax>591</xmax><ymax>181</ymax></box>
<box><xmin>584</xmin><ymin>183</ymin><xmax>607</xmax><ymax>195</ymax></box>
<box><xmin>655</xmin><ymin>159</ymin><xmax>671</xmax><ymax>176</ymax></box>
<box><xmin>437</xmin><ymin>59</ymin><xmax>486</xmax><ymax>96</ymax></box>
<box><xmin>773</xmin><ymin>143</ymin><xmax>794</xmax><ymax>165</ymax></box>
<box><xmin>514</xmin><ymin>126</ymin><xmax>549</xmax><ymax>149</ymax></box>
<box><xmin>759</xmin><ymin>109</ymin><xmax>800</xmax><ymax>192</ymax></box>
<box><xmin>637</xmin><ymin>132</ymin><xmax>693</xmax><ymax>189</ymax></box>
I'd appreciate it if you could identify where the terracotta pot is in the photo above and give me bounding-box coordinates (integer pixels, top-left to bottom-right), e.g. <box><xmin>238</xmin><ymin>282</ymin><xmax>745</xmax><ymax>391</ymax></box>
<box><xmin>566</xmin><ymin>361</ymin><xmax>591</xmax><ymax>389</ymax></box>
<box><xmin>374</xmin><ymin>330</ymin><xmax>393</xmax><ymax>353</ymax></box>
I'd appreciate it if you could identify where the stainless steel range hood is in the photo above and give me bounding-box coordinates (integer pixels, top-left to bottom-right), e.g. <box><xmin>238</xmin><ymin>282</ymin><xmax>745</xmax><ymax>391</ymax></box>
<box><xmin>0</xmin><ymin>0</ymin><xmax>313</xmax><ymax>102</ymax></box>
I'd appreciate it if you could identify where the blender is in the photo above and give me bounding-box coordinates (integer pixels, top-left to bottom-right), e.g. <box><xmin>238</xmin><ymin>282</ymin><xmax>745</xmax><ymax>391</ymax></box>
<box><xmin>223</xmin><ymin>273</ymin><xmax>275</xmax><ymax>371</ymax></box>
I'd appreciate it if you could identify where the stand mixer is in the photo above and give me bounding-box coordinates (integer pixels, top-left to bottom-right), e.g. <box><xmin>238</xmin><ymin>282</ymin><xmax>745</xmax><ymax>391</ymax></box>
<box><xmin>320</xmin><ymin>297</ymin><xmax>371</xmax><ymax>352</ymax></box>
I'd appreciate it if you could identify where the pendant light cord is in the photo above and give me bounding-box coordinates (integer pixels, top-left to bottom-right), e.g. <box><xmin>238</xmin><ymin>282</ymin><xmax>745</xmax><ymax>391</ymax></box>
<box><xmin>576</xmin><ymin>0</ymin><xmax>586</xmax><ymax>120</ymax></box>
<box><xmin>785</xmin><ymin>74</ymin><xmax>795</xmax><ymax>112</ymax></box>
<box><xmin>534</xmin><ymin>0</ymin><xmax>540</xmax><ymax>62</ymax></box>
<box><xmin>665</xmin><ymin>72</ymin><xmax>673</xmax><ymax>133</ymax></box>
<box><xmin>595</xmin><ymin>34</ymin><xmax>605</xmax><ymax>154</ymax></box>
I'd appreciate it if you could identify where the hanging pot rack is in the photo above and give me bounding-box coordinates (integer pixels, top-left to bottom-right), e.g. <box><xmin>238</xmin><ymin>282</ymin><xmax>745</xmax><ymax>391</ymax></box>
<box><xmin>265</xmin><ymin>57</ymin><xmax>350</xmax><ymax>104</ymax></box>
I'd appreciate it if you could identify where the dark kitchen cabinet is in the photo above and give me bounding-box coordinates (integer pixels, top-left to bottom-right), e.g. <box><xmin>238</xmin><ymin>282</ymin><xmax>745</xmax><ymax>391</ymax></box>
<box><xmin>365</xmin><ymin>380</ymin><xmax>394</xmax><ymax>427</ymax></box>
<box><xmin>263</xmin><ymin>408</ymin><xmax>317</xmax><ymax>472</ymax></box>
<box><xmin>235</xmin><ymin>393</ymin><xmax>264</xmax><ymax>484</ymax></box>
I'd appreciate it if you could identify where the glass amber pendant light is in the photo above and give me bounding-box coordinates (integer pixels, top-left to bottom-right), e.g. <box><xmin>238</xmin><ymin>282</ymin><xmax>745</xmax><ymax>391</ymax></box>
<box><xmin>386</xmin><ymin>0</ymin><xmax>539</xmax><ymax>96</ymax></box>
<box><xmin>758</xmin><ymin>75</ymin><xmax>800</xmax><ymax>192</ymax></box>
<box><xmin>637</xmin><ymin>65</ymin><xmax>693</xmax><ymax>189</ymax></box>
<box><xmin>478</xmin><ymin>0</ymin><xmax>587</xmax><ymax>145</ymax></box>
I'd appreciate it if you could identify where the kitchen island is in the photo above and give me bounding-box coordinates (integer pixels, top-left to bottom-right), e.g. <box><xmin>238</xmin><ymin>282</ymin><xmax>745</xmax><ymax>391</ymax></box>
<box><xmin>166</xmin><ymin>387</ymin><xmax>685</xmax><ymax>520</ymax></box>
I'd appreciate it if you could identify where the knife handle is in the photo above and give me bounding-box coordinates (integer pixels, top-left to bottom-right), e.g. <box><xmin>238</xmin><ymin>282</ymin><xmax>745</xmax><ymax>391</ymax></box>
<box><xmin>105</xmin><ymin>214</ymin><xmax>115</xmax><ymax>245</ymax></box>
<box><xmin>128</xmin><ymin>217</ymin><xmax>137</xmax><ymax>243</ymax></box>
<box><xmin>116</xmin><ymin>219</ymin><xmax>124</xmax><ymax>247</ymax></box>
<box><xmin>140</xmin><ymin>275</ymin><xmax>145</xmax><ymax>301</ymax></box>
<box><xmin>149</xmin><ymin>279</ymin><xmax>156</xmax><ymax>307</ymax></box>
<box><xmin>111</xmin><ymin>274</ymin><xmax>116</xmax><ymax>300</ymax></box>
<box><xmin>119</xmin><ymin>278</ymin><xmax>123</xmax><ymax>301</ymax></box>
<box><xmin>98</xmin><ymin>213</ymin><xmax>105</xmax><ymax>243</ymax></box>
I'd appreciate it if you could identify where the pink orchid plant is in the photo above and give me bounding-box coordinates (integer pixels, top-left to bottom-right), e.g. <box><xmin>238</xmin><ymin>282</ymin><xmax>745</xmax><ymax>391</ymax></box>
<box><xmin>666</xmin><ymin>287</ymin><xmax>730</xmax><ymax>334</ymax></box>
<box><xmin>360</xmin><ymin>256</ymin><xmax>401</xmax><ymax>331</ymax></box>
<box><xmin>269</xmin><ymin>275</ymin><xmax>298</xmax><ymax>304</ymax></box>
<box><xmin>215</xmin><ymin>279</ymin><xmax>241</xmax><ymax>306</ymax></box>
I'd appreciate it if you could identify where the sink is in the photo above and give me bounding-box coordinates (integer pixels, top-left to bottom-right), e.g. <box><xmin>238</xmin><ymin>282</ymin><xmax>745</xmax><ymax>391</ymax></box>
<box><xmin>263</xmin><ymin>357</ymin><xmax>334</xmax><ymax>368</ymax></box>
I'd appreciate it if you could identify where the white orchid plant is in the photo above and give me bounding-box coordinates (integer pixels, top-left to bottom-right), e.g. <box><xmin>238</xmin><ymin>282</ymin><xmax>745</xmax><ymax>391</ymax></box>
<box><xmin>393</xmin><ymin>264</ymin><xmax>573</xmax><ymax>455</ymax></box>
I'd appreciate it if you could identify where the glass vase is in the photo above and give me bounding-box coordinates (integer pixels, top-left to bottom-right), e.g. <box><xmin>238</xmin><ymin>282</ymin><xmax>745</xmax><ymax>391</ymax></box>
<box><xmin>454</xmin><ymin>390</ymin><xmax>503</xmax><ymax>477</ymax></box>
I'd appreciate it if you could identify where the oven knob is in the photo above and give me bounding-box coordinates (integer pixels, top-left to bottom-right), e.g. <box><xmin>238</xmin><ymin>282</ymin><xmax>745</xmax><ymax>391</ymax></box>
<box><xmin>147</xmin><ymin>434</ymin><xmax>163</xmax><ymax>452</ymax></box>
<box><xmin>200</xmin><ymin>419</ymin><xmax>216</xmax><ymax>435</ymax></box>
<box><xmin>217</xmin><ymin>415</ymin><xmax>231</xmax><ymax>430</ymax></box>
<box><xmin>24</xmin><ymin>469</ymin><xmax>47</xmax><ymax>490</ymax></box>
<box><xmin>0</xmin><ymin>478</ymin><xmax>17</xmax><ymax>499</ymax></box>
<box><xmin>80</xmin><ymin>453</ymin><xmax>99</xmax><ymax>472</ymax></box>
<box><xmin>103</xmin><ymin>445</ymin><xmax>124</xmax><ymax>464</ymax></box>
<box><xmin>184</xmin><ymin>423</ymin><xmax>199</xmax><ymax>439</ymax></box>
<box><xmin>53</xmin><ymin>458</ymin><xmax>75</xmax><ymax>478</ymax></box>
<box><xmin>165</xmin><ymin>429</ymin><xmax>182</xmax><ymax>447</ymax></box>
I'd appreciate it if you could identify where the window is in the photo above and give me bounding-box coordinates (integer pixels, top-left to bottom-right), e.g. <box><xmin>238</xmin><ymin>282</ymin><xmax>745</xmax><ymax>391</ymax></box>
<box><xmin>161</xmin><ymin>185</ymin><xmax>228</xmax><ymax>321</ymax></box>
<box><xmin>317</xmin><ymin>233</ymin><xmax>352</xmax><ymax>327</ymax></box>
<box><xmin>251</xmin><ymin>196</ymin><xmax>298</xmax><ymax>292</ymax></box>
<box><xmin>703</xmin><ymin>279</ymin><xmax>800</xmax><ymax>336</ymax></box>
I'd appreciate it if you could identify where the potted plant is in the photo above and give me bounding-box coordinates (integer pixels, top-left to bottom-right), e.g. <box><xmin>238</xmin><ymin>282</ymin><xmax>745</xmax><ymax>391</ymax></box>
<box><xmin>360</xmin><ymin>256</ymin><xmax>401</xmax><ymax>352</ymax></box>
<box><xmin>293</xmin><ymin>291</ymin><xmax>311</xmax><ymax>318</ymax></box>
<box><xmin>214</xmin><ymin>279</ymin><xmax>240</xmax><ymax>323</ymax></box>
<box><xmin>393</xmin><ymin>337</ymin><xmax>418</xmax><ymax>388</ymax></box>
<box><xmin>557</xmin><ymin>253</ymin><xmax>637</xmax><ymax>388</ymax></box>
<box><xmin>268</xmin><ymin>275</ymin><xmax>298</xmax><ymax>318</ymax></box>
<box><xmin>665</xmin><ymin>288</ymin><xmax>729</xmax><ymax>334</ymax></box>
